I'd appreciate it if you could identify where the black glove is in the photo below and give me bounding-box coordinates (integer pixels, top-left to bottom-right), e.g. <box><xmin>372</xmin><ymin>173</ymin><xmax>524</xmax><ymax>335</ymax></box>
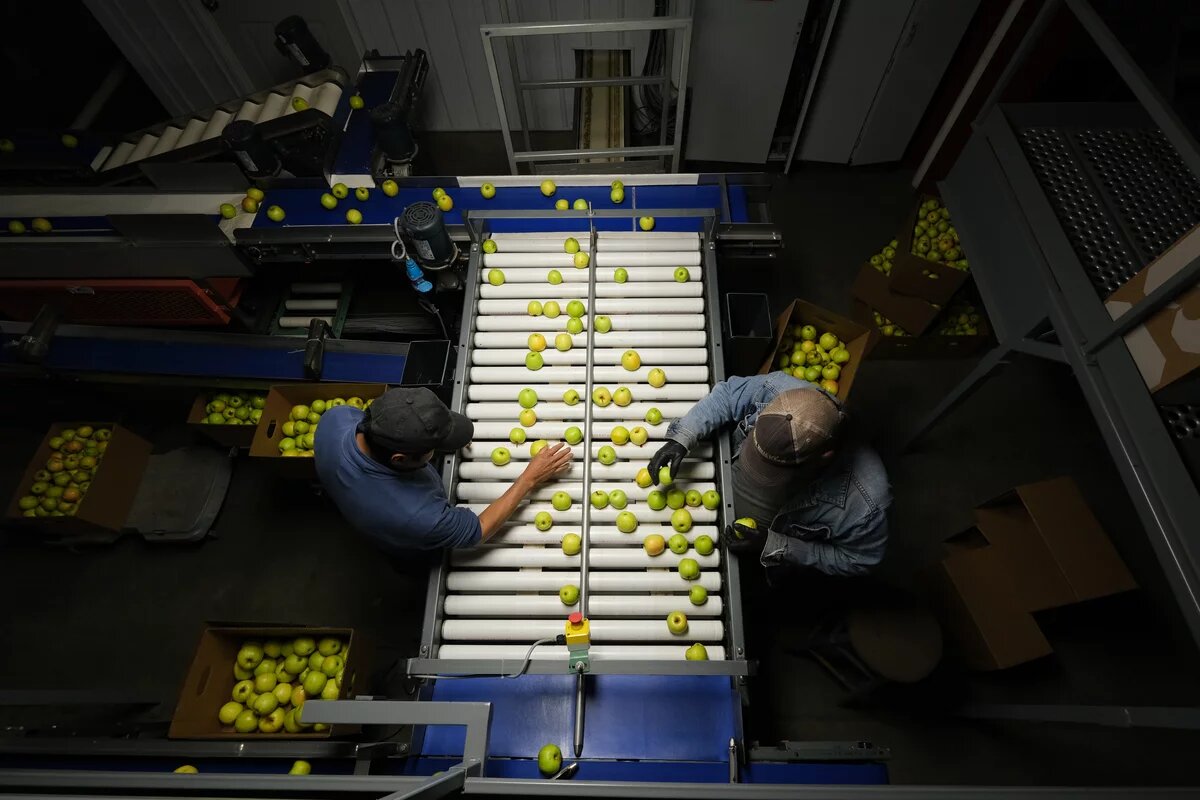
<box><xmin>721</xmin><ymin>520</ymin><xmax>765</xmax><ymax>555</ymax></box>
<box><xmin>647</xmin><ymin>440</ymin><xmax>688</xmax><ymax>485</ymax></box>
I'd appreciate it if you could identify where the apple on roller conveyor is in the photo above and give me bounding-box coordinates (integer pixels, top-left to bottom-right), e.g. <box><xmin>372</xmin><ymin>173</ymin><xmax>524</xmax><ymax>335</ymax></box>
<box><xmin>435</xmin><ymin>228</ymin><xmax>735</xmax><ymax>664</ymax></box>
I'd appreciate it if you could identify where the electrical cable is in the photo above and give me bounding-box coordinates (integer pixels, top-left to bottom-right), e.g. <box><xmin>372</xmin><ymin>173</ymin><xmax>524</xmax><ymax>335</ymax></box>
<box><xmin>407</xmin><ymin>636</ymin><xmax>564</xmax><ymax>681</ymax></box>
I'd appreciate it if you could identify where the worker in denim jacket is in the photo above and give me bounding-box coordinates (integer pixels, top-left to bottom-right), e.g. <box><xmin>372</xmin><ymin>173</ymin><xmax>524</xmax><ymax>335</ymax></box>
<box><xmin>647</xmin><ymin>372</ymin><xmax>890</xmax><ymax>577</ymax></box>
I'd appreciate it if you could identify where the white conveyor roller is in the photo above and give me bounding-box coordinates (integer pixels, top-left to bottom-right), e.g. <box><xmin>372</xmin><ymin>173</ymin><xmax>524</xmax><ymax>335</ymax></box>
<box><xmin>462</xmin><ymin>400</ymin><xmax>699</xmax><ymax>421</ymax></box>
<box><xmin>480</xmin><ymin>282</ymin><xmax>702</xmax><ymax>299</ymax></box>
<box><xmin>456</xmin><ymin>461</ymin><xmax>713</xmax><ymax>483</ymax></box>
<box><xmin>477</xmin><ymin>298</ymin><xmax>703</xmax><ymax>315</ymax></box>
<box><xmin>465</xmin><ymin>421</ymin><xmax>679</xmax><ymax>441</ymax></box>
<box><xmin>459</xmin><ymin>442</ymin><xmax>713</xmax><ymax>461</ymax></box>
<box><xmin>594</xmin><ymin>251</ymin><xmax>702</xmax><ymax>267</ymax></box>
<box><xmin>456</xmin><ymin>481</ymin><xmax>718</xmax><ymax>503</ymax></box>
<box><xmin>468</xmin><ymin>366</ymin><xmax>709</xmax><ymax>384</ymax></box>
<box><xmin>596</xmin><ymin>236</ymin><xmax>700</xmax><ymax>252</ymax></box>
<box><xmin>482</xmin><ymin>253</ymin><xmax>580</xmax><ymax>268</ymax></box>
<box><xmin>473</xmin><ymin>330</ymin><xmax>707</xmax><ymax>349</ymax></box>
<box><xmin>443</xmin><ymin>595</ymin><xmax>723</xmax><ymax>617</ymax></box>
<box><xmin>438</xmin><ymin>644</ymin><xmax>727</xmax><ymax>661</ymax></box>
<box><xmin>442</xmin><ymin>618</ymin><xmax>724</xmax><ymax>642</ymax></box>
<box><xmin>465</xmin><ymin>383</ymin><xmax>708</xmax><ymax>402</ymax></box>
<box><xmin>487</xmin><ymin>525</ymin><xmax>719</xmax><ymax>546</ymax></box>
<box><xmin>475</xmin><ymin>313</ymin><xmax>705</xmax><ymax>331</ymax></box>
<box><xmin>452</xmin><ymin>547</ymin><xmax>719</xmax><ymax>570</ymax></box>
<box><xmin>446</xmin><ymin>570</ymin><xmax>722</xmax><ymax>593</ymax></box>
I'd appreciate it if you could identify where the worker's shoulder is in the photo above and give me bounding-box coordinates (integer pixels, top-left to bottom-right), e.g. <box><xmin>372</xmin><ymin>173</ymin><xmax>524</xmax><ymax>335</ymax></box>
<box><xmin>320</xmin><ymin>404</ymin><xmax>364</xmax><ymax>432</ymax></box>
<box><xmin>756</xmin><ymin>370</ymin><xmax>811</xmax><ymax>397</ymax></box>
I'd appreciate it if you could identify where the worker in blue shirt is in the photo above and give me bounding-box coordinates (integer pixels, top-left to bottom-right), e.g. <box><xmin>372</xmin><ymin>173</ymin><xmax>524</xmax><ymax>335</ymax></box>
<box><xmin>647</xmin><ymin>372</ymin><xmax>890</xmax><ymax>577</ymax></box>
<box><xmin>315</xmin><ymin>387</ymin><xmax>571</xmax><ymax>553</ymax></box>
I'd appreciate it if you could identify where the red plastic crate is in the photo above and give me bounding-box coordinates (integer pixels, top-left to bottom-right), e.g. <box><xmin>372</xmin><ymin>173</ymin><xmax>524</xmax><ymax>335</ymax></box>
<box><xmin>0</xmin><ymin>279</ymin><xmax>238</xmax><ymax>325</ymax></box>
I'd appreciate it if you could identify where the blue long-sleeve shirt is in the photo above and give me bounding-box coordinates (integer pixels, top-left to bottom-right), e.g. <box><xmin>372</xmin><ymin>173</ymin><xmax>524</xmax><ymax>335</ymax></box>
<box><xmin>666</xmin><ymin>372</ymin><xmax>891</xmax><ymax>576</ymax></box>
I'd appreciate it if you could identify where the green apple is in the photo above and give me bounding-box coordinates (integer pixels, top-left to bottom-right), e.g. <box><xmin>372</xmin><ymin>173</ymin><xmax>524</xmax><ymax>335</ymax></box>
<box><xmin>518</xmin><ymin>388</ymin><xmax>539</xmax><ymax>408</ymax></box>
<box><xmin>284</xmin><ymin>710</ymin><xmax>303</xmax><ymax>734</ymax></box>
<box><xmin>548</xmin><ymin>270</ymin><xmax>563</xmax><ymax>285</ymax></box>
<box><xmin>597</xmin><ymin>446</ymin><xmax>617</xmax><ymax>465</ymax></box>
<box><xmin>543</xmin><ymin>301</ymin><xmax>561</xmax><ymax>318</ymax></box>
<box><xmin>614</xmin><ymin>267</ymin><xmax>628</xmax><ymax>283</ymax></box>
<box><xmin>528</xmin><ymin>300</ymin><xmax>543</xmax><ymax>316</ymax></box>
<box><xmin>293</xmin><ymin>637</ymin><xmax>316</xmax><ymax>656</ymax></box>
<box><xmin>701</xmin><ymin>490</ymin><xmax>720</xmax><ymax>510</ymax></box>
<box><xmin>232</xmin><ymin>680</ymin><xmax>254</xmax><ymax>703</ymax></box>
<box><xmin>608</xmin><ymin>489</ymin><xmax>628</xmax><ymax>509</ymax></box>
<box><xmin>559</xmin><ymin>584</ymin><xmax>580</xmax><ymax>605</ymax></box>
<box><xmin>242</xmin><ymin>196</ymin><xmax>259</xmax><ymax>213</ymax></box>
<box><xmin>636</xmin><ymin>468</ymin><xmax>653</xmax><ymax>488</ymax></box>
<box><xmin>643</xmin><ymin>534</ymin><xmax>666</xmax><ymax>556</ymax></box>
<box><xmin>555</xmin><ymin>333</ymin><xmax>573</xmax><ymax>352</ymax></box>
<box><xmin>668</xmin><ymin>533</ymin><xmax>688</xmax><ymax>554</ymax></box>
<box><xmin>220</xmin><ymin>203</ymin><xmax>237</xmax><ymax>219</ymax></box>
<box><xmin>292</xmin><ymin>96</ymin><xmax>310</xmax><ymax>111</ymax></box>
<box><xmin>574</xmin><ymin>251</ymin><xmax>590</xmax><ymax>268</ymax></box>
<box><xmin>237</xmin><ymin>643</ymin><xmax>265</xmax><ymax>670</ymax></box>
<box><xmin>572</xmin><ymin>198</ymin><xmax>588</xmax><ymax>210</ymax></box>
<box><xmin>645</xmin><ymin>407</ymin><xmax>663</xmax><ymax>425</ymax></box>
<box><xmin>555</xmin><ymin>199</ymin><xmax>569</xmax><ymax>210</ymax></box>
<box><xmin>562</xmin><ymin>389</ymin><xmax>580</xmax><ymax>405</ymax></box>
<box><xmin>684</xmin><ymin>490</ymin><xmax>702</xmax><ymax>508</ymax></box>
<box><xmin>219</xmin><ymin>701</ymin><xmax>243</xmax><ymax>725</ymax></box>
<box><xmin>674</xmin><ymin>267</ymin><xmax>690</xmax><ymax>283</ymax></box>
<box><xmin>520</xmin><ymin>408</ymin><xmax>539</xmax><ymax>427</ymax></box>
<box><xmin>694</xmin><ymin>535</ymin><xmax>715</xmax><ymax>556</ymax></box>
<box><xmin>538</xmin><ymin>743</ymin><xmax>563</xmax><ymax>776</ymax></box>
<box><xmin>254</xmin><ymin>673</ymin><xmax>277</xmax><ymax>695</ymax></box>
<box><xmin>530</xmin><ymin>440</ymin><xmax>549</xmax><ymax>457</ymax></box>
<box><xmin>648</xmin><ymin>368</ymin><xmax>667</xmax><ymax>388</ymax></box>
<box><xmin>592</xmin><ymin>387</ymin><xmax>612</xmax><ymax>407</ymax></box>
<box><xmin>678</xmin><ymin>557</ymin><xmax>700</xmax><ymax>580</ymax></box>
<box><xmin>345</xmin><ymin>209</ymin><xmax>363</xmax><ymax>224</ymax></box>
<box><xmin>803</xmin><ymin>365</ymin><xmax>821</xmax><ymax>382</ymax></box>
<box><xmin>540</xmin><ymin>180</ymin><xmax>557</xmax><ymax>197</ymax></box>
<box><xmin>510</xmin><ymin>428</ymin><xmax>527</xmax><ymax>445</ymax></box>
<box><xmin>819</xmin><ymin>332</ymin><xmax>839</xmax><ymax>350</ymax></box>
<box><xmin>525</xmin><ymin>352</ymin><xmax>544</xmax><ymax>370</ymax></box>
<box><xmin>303</xmin><ymin>671</ymin><xmax>328</xmax><ymax>696</ymax></box>
<box><xmin>274</xmin><ymin>663</ymin><xmax>292</xmax><ymax>683</ymax></box>
<box><xmin>832</xmin><ymin>347</ymin><xmax>851</xmax><ymax>364</ymax></box>
<box><xmin>381</xmin><ymin>179</ymin><xmax>398</xmax><ymax>196</ymax></box>
<box><xmin>685</xmin><ymin>643</ymin><xmax>708</xmax><ymax>661</ymax></box>
<box><xmin>7</xmin><ymin>220</ymin><xmax>25</xmax><ymax>234</ymax></box>
<box><xmin>266</xmin><ymin>205</ymin><xmax>285</xmax><ymax>222</ymax></box>
<box><xmin>611</xmin><ymin>179</ymin><xmax>624</xmax><ymax>191</ymax></box>
<box><xmin>562</xmin><ymin>533</ymin><xmax>582</xmax><ymax>555</ymax></box>
<box><xmin>321</xmin><ymin>679</ymin><xmax>341</xmax><ymax>700</ymax></box>
<box><xmin>18</xmin><ymin>495</ymin><xmax>39</xmax><ymax>511</ymax></box>
<box><xmin>565</xmin><ymin>426</ymin><xmax>583</xmax><ymax>445</ymax></box>
<box><xmin>639</xmin><ymin>216</ymin><xmax>655</xmax><ymax>231</ymax></box>
<box><xmin>594</xmin><ymin>315</ymin><xmax>613</xmax><ymax>333</ymax></box>
<box><xmin>234</xmin><ymin>709</ymin><xmax>259</xmax><ymax>734</ymax></box>
<box><xmin>620</xmin><ymin>350</ymin><xmax>641</xmax><ymax>371</ymax></box>
<box><xmin>666</xmin><ymin>610</ymin><xmax>688</xmax><ymax>635</ymax></box>
<box><xmin>566</xmin><ymin>299</ymin><xmax>585</xmax><ymax>318</ymax></box>
<box><xmin>0</xmin><ymin>138</ymin><xmax>15</xmax><ymax>153</ymax></box>
<box><xmin>689</xmin><ymin>585</ymin><xmax>708</xmax><ymax>605</ymax></box>
<box><xmin>666</xmin><ymin>489</ymin><xmax>685</xmax><ymax>509</ymax></box>
<box><xmin>799</xmin><ymin>325</ymin><xmax>817</xmax><ymax>341</ymax></box>
<box><xmin>616</xmin><ymin>511</ymin><xmax>638</xmax><ymax>533</ymax></box>
<box><xmin>611</xmin><ymin>187</ymin><xmax>625</xmax><ymax>204</ymax></box>
<box><xmin>552</xmin><ymin>491</ymin><xmax>572</xmax><ymax>511</ymax></box>
<box><xmin>487</xmin><ymin>269</ymin><xmax>505</xmax><ymax>286</ymax></box>
<box><xmin>480</xmin><ymin>182</ymin><xmax>496</xmax><ymax>199</ymax></box>
<box><xmin>629</xmin><ymin>426</ymin><xmax>648</xmax><ymax>446</ymax></box>
<box><xmin>659</xmin><ymin>467</ymin><xmax>675</xmax><ymax>486</ymax></box>
<box><xmin>534</xmin><ymin>511</ymin><xmax>554</xmax><ymax>531</ymax></box>
<box><xmin>590</xmin><ymin>490</ymin><xmax>609</xmax><ymax>509</ymax></box>
<box><xmin>332</xmin><ymin>183</ymin><xmax>349</xmax><ymax>199</ymax></box>
<box><xmin>566</xmin><ymin>317</ymin><xmax>584</xmax><ymax>335</ymax></box>
<box><xmin>289</xmin><ymin>759</ymin><xmax>312</xmax><ymax>774</ymax></box>
<box><xmin>613</xmin><ymin>388</ymin><xmax>633</xmax><ymax>407</ymax></box>
<box><xmin>491</xmin><ymin>447</ymin><xmax>511</xmax><ymax>466</ymax></box>
<box><xmin>259</xmin><ymin>707</ymin><xmax>286</xmax><ymax>733</ymax></box>
<box><xmin>646</xmin><ymin>490</ymin><xmax>667</xmax><ymax>510</ymax></box>
<box><xmin>671</xmin><ymin>508</ymin><xmax>693</xmax><ymax>533</ymax></box>
<box><xmin>285</xmin><ymin>653</ymin><xmax>308</xmax><ymax>674</ymax></box>
<box><xmin>564</xmin><ymin>237</ymin><xmax>580</xmax><ymax>254</ymax></box>
<box><xmin>320</xmin><ymin>193</ymin><xmax>338</xmax><ymax>209</ymax></box>
<box><xmin>483</xmin><ymin>239</ymin><xmax>498</xmax><ymax>254</ymax></box>
<box><xmin>318</xmin><ymin>635</ymin><xmax>343</xmax><ymax>655</ymax></box>
<box><xmin>252</xmin><ymin>692</ymin><xmax>279</xmax><ymax>716</ymax></box>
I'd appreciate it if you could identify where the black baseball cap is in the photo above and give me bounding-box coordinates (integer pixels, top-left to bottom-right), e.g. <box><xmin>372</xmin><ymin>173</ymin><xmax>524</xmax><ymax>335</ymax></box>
<box><xmin>738</xmin><ymin>388</ymin><xmax>844</xmax><ymax>488</ymax></box>
<box><xmin>359</xmin><ymin>388</ymin><xmax>473</xmax><ymax>453</ymax></box>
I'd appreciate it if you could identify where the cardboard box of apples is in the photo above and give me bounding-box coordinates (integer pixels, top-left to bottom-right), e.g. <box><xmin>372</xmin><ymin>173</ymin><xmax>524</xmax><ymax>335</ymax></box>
<box><xmin>851</xmin><ymin>299</ymin><xmax>991</xmax><ymax>360</ymax></box>
<box><xmin>170</xmin><ymin>625</ymin><xmax>365</xmax><ymax>739</ymax></box>
<box><xmin>187</xmin><ymin>389</ymin><xmax>268</xmax><ymax>448</ymax></box>
<box><xmin>757</xmin><ymin>298</ymin><xmax>871</xmax><ymax>400</ymax></box>
<box><xmin>5</xmin><ymin>422</ymin><xmax>151</xmax><ymax>536</ymax></box>
<box><xmin>250</xmin><ymin>383</ymin><xmax>388</xmax><ymax>474</ymax></box>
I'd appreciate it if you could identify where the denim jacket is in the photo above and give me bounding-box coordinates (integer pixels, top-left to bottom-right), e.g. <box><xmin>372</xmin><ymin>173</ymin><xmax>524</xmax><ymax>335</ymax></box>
<box><xmin>666</xmin><ymin>372</ymin><xmax>891</xmax><ymax>576</ymax></box>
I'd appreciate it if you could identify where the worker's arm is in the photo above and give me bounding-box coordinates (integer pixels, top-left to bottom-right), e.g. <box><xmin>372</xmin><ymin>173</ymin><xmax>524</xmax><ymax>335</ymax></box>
<box><xmin>761</xmin><ymin>514</ymin><xmax>889</xmax><ymax>577</ymax></box>
<box><xmin>665</xmin><ymin>373</ymin><xmax>795</xmax><ymax>450</ymax></box>
<box><xmin>478</xmin><ymin>443</ymin><xmax>573</xmax><ymax>542</ymax></box>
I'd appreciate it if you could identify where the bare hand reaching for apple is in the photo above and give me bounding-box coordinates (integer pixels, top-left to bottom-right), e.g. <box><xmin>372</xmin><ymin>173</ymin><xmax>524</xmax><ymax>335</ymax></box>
<box><xmin>520</xmin><ymin>442</ymin><xmax>573</xmax><ymax>488</ymax></box>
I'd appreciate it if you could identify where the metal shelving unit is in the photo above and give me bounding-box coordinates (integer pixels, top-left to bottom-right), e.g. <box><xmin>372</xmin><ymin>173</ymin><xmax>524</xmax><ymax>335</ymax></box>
<box><xmin>902</xmin><ymin>0</ymin><xmax>1200</xmax><ymax>648</ymax></box>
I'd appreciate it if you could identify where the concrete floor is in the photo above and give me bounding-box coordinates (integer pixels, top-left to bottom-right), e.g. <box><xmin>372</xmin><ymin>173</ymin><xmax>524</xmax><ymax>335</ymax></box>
<box><xmin>1</xmin><ymin>159</ymin><xmax>1199</xmax><ymax>785</ymax></box>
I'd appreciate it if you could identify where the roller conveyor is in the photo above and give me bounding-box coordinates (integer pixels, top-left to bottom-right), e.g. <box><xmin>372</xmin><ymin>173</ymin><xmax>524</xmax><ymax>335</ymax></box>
<box><xmin>427</xmin><ymin>223</ymin><xmax>740</xmax><ymax>671</ymax></box>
